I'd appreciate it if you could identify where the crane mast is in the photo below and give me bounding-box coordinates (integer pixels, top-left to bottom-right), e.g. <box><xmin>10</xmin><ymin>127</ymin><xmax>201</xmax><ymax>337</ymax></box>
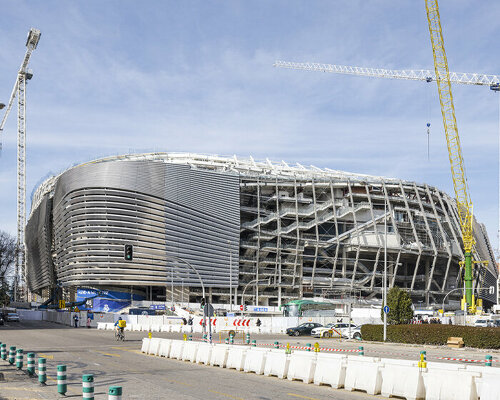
<box><xmin>425</xmin><ymin>0</ymin><xmax>476</xmax><ymax>309</ymax></box>
<box><xmin>0</xmin><ymin>28</ymin><xmax>41</xmax><ymax>301</ymax></box>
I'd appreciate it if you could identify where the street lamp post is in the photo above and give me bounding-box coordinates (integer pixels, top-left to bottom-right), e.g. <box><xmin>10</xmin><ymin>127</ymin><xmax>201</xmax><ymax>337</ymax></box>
<box><xmin>228</xmin><ymin>240</ymin><xmax>232</xmax><ymax>313</ymax></box>
<box><xmin>383</xmin><ymin>197</ymin><xmax>388</xmax><ymax>342</ymax></box>
<box><xmin>241</xmin><ymin>278</ymin><xmax>270</xmax><ymax>315</ymax></box>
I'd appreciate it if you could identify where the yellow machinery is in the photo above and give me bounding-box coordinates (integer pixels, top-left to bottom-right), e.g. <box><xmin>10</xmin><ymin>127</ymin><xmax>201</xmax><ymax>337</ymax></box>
<box><xmin>425</xmin><ymin>0</ymin><xmax>486</xmax><ymax>311</ymax></box>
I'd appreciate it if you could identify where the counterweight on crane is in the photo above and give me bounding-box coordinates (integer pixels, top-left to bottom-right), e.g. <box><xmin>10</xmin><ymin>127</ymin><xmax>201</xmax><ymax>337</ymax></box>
<box><xmin>0</xmin><ymin>28</ymin><xmax>41</xmax><ymax>301</ymax></box>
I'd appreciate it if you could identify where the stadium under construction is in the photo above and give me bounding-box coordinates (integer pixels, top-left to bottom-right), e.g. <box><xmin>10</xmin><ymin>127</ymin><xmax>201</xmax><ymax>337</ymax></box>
<box><xmin>26</xmin><ymin>153</ymin><xmax>498</xmax><ymax>309</ymax></box>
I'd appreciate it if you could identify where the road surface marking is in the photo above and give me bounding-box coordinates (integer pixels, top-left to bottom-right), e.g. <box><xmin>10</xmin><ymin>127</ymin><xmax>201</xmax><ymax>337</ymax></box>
<box><xmin>95</xmin><ymin>350</ymin><xmax>121</xmax><ymax>357</ymax></box>
<box><xmin>38</xmin><ymin>353</ymin><xmax>54</xmax><ymax>359</ymax></box>
<box><xmin>209</xmin><ymin>390</ymin><xmax>245</xmax><ymax>400</ymax></box>
<box><xmin>46</xmin><ymin>376</ymin><xmax>79</xmax><ymax>394</ymax></box>
<box><xmin>287</xmin><ymin>394</ymin><xmax>321</xmax><ymax>400</ymax></box>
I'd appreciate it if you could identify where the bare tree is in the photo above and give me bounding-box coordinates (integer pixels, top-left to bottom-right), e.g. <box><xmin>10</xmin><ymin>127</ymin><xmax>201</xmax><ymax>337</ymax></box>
<box><xmin>0</xmin><ymin>231</ymin><xmax>16</xmax><ymax>305</ymax></box>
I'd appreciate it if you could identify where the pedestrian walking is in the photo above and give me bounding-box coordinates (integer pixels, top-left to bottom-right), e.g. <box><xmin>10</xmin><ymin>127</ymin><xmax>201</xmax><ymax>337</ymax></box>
<box><xmin>87</xmin><ymin>316</ymin><xmax>91</xmax><ymax>328</ymax></box>
<box><xmin>73</xmin><ymin>314</ymin><xmax>79</xmax><ymax>328</ymax></box>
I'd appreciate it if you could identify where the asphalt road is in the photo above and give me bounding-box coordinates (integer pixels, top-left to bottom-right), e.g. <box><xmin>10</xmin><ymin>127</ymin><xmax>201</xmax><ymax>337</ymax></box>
<box><xmin>0</xmin><ymin>321</ymin><xmax>379</xmax><ymax>400</ymax></box>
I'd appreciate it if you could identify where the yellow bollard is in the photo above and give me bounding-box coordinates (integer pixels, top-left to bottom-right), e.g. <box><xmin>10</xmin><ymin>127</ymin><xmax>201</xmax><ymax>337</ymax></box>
<box><xmin>314</xmin><ymin>342</ymin><xmax>320</xmax><ymax>353</ymax></box>
<box><xmin>285</xmin><ymin>343</ymin><xmax>291</xmax><ymax>354</ymax></box>
<box><xmin>148</xmin><ymin>331</ymin><xmax>152</xmax><ymax>339</ymax></box>
<box><xmin>183</xmin><ymin>334</ymin><xmax>187</xmax><ymax>341</ymax></box>
<box><xmin>418</xmin><ymin>352</ymin><xmax>427</xmax><ymax>369</ymax></box>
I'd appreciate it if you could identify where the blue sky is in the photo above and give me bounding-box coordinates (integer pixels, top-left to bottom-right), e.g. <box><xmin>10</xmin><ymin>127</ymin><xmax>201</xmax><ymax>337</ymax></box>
<box><xmin>1</xmin><ymin>1</ymin><xmax>499</xmax><ymax>253</ymax></box>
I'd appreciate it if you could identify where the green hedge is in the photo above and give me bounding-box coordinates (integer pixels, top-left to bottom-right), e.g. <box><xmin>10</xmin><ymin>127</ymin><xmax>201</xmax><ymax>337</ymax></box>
<box><xmin>360</xmin><ymin>324</ymin><xmax>500</xmax><ymax>349</ymax></box>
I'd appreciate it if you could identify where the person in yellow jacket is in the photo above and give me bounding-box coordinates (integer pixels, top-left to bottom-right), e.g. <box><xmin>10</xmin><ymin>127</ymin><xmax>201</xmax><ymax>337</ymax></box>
<box><xmin>114</xmin><ymin>317</ymin><xmax>126</xmax><ymax>337</ymax></box>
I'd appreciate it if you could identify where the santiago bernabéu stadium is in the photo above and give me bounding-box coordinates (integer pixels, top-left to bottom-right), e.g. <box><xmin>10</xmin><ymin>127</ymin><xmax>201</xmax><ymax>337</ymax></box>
<box><xmin>26</xmin><ymin>153</ymin><xmax>498</xmax><ymax>310</ymax></box>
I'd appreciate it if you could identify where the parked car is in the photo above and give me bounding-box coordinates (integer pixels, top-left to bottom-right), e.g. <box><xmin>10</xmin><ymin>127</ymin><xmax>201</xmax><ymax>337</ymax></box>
<box><xmin>5</xmin><ymin>312</ymin><xmax>20</xmax><ymax>322</ymax></box>
<box><xmin>474</xmin><ymin>319</ymin><xmax>490</xmax><ymax>328</ymax></box>
<box><xmin>341</xmin><ymin>325</ymin><xmax>362</xmax><ymax>340</ymax></box>
<box><xmin>286</xmin><ymin>322</ymin><xmax>323</xmax><ymax>336</ymax></box>
<box><xmin>311</xmin><ymin>323</ymin><xmax>342</xmax><ymax>338</ymax></box>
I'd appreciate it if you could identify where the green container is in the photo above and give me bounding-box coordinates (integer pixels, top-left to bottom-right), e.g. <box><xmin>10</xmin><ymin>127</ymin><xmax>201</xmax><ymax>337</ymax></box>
<box><xmin>8</xmin><ymin>346</ymin><xmax>16</xmax><ymax>364</ymax></box>
<box><xmin>108</xmin><ymin>385</ymin><xmax>123</xmax><ymax>399</ymax></box>
<box><xmin>1</xmin><ymin>343</ymin><xmax>6</xmax><ymax>360</ymax></box>
<box><xmin>16</xmin><ymin>348</ymin><xmax>23</xmax><ymax>369</ymax></box>
<box><xmin>38</xmin><ymin>358</ymin><xmax>47</xmax><ymax>385</ymax></box>
<box><xmin>57</xmin><ymin>365</ymin><xmax>67</xmax><ymax>394</ymax></box>
<box><xmin>26</xmin><ymin>352</ymin><xmax>35</xmax><ymax>375</ymax></box>
<box><xmin>83</xmin><ymin>374</ymin><xmax>95</xmax><ymax>399</ymax></box>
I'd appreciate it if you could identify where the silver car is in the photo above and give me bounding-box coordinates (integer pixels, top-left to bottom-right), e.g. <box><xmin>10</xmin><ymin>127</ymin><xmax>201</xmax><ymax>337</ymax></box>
<box><xmin>5</xmin><ymin>313</ymin><xmax>20</xmax><ymax>322</ymax></box>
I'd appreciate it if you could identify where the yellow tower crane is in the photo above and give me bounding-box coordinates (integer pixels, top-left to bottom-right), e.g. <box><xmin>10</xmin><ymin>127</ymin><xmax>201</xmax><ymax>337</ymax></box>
<box><xmin>425</xmin><ymin>0</ymin><xmax>486</xmax><ymax>311</ymax></box>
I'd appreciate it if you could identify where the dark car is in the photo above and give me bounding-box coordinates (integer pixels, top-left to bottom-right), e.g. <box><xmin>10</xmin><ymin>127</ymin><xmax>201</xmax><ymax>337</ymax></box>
<box><xmin>286</xmin><ymin>322</ymin><xmax>323</xmax><ymax>336</ymax></box>
<box><xmin>5</xmin><ymin>313</ymin><xmax>20</xmax><ymax>322</ymax></box>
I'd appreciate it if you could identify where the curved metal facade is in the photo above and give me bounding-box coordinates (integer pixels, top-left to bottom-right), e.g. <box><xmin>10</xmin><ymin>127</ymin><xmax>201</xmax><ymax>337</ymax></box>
<box><xmin>26</xmin><ymin>153</ymin><xmax>497</xmax><ymax>306</ymax></box>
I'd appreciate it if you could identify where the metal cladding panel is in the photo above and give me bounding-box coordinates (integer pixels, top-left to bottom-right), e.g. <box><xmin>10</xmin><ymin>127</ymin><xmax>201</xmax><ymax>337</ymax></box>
<box><xmin>47</xmin><ymin>160</ymin><xmax>239</xmax><ymax>289</ymax></box>
<box><xmin>164</xmin><ymin>164</ymin><xmax>240</xmax><ymax>288</ymax></box>
<box><xmin>25</xmin><ymin>195</ymin><xmax>54</xmax><ymax>291</ymax></box>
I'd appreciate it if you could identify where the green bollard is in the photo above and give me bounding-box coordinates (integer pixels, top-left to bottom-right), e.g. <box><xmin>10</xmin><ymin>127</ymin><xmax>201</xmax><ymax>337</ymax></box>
<box><xmin>188</xmin><ymin>335</ymin><xmax>192</xmax><ymax>341</ymax></box>
<box><xmin>358</xmin><ymin>346</ymin><xmax>364</xmax><ymax>356</ymax></box>
<box><xmin>8</xmin><ymin>346</ymin><xmax>16</xmax><ymax>365</ymax></box>
<box><xmin>306</xmin><ymin>343</ymin><xmax>312</xmax><ymax>352</ymax></box>
<box><xmin>1</xmin><ymin>343</ymin><xmax>6</xmax><ymax>360</ymax></box>
<box><xmin>83</xmin><ymin>374</ymin><xmax>95</xmax><ymax>399</ymax></box>
<box><xmin>38</xmin><ymin>358</ymin><xmax>47</xmax><ymax>385</ymax></box>
<box><xmin>16</xmin><ymin>348</ymin><xmax>23</xmax><ymax>369</ymax></box>
<box><xmin>251</xmin><ymin>340</ymin><xmax>256</xmax><ymax>347</ymax></box>
<box><xmin>245</xmin><ymin>333</ymin><xmax>250</xmax><ymax>344</ymax></box>
<box><xmin>224</xmin><ymin>338</ymin><xmax>229</xmax><ymax>344</ymax></box>
<box><xmin>108</xmin><ymin>385</ymin><xmax>122</xmax><ymax>400</ymax></box>
<box><xmin>230</xmin><ymin>334</ymin><xmax>234</xmax><ymax>345</ymax></box>
<box><xmin>202</xmin><ymin>333</ymin><xmax>207</xmax><ymax>342</ymax></box>
<box><xmin>486</xmin><ymin>355</ymin><xmax>493</xmax><ymax>367</ymax></box>
<box><xmin>57</xmin><ymin>365</ymin><xmax>67</xmax><ymax>395</ymax></box>
<box><xmin>27</xmin><ymin>352</ymin><xmax>35</xmax><ymax>375</ymax></box>
<box><xmin>274</xmin><ymin>341</ymin><xmax>279</xmax><ymax>349</ymax></box>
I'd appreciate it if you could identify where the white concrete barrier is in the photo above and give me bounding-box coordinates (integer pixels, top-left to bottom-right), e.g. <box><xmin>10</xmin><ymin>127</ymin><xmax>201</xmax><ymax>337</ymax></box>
<box><xmin>171</xmin><ymin>325</ymin><xmax>182</xmax><ymax>333</ymax></box>
<box><xmin>161</xmin><ymin>325</ymin><xmax>171</xmax><ymax>332</ymax></box>
<box><xmin>97</xmin><ymin>323</ymin><xmax>106</xmax><ymax>330</ymax></box>
<box><xmin>424</xmin><ymin>362</ymin><xmax>479</xmax><ymax>400</ymax></box>
<box><xmin>140</xmin><ymin>324</ymin><xmax>151</xmax><ymax>332</ymax></box>
<box><xmin>287</xmin><ymin>351</ymin><xmax>317</xmax><ymax>384</ymax></box>
<box><xmin>133</xmin><ymin>324</ymin><xmax>141</xmax><ymax>331</ymax></box>
<box><xmin>380</xmin><ymin>358</ymin><xmax>424</xmax><ymax>400</ymax></box>
<box><xmin>313</xmin><ymin>353</ymin><xmax>347</xmax><ymax>389</ymax></box>
<box><xmin>195</xmin><ymin>343</ymin><xmax>213</xmax><ymax>365</ymax></box>
<box><xmin>244</xmin><ymin>348</ymin><xmax>269</xmax><ymax>375</ymax></box>
<box><xmin>182</xmin><ymin>342</ymin><xmax>199</xmax><ymax>362</ymax></box>
<box><xmin>193</xmin><ymin>326</ymin><xmax>203</xmax><ymax>334</ymax></box>
<box><xmin>264</xmin><ymin>349</ymin><xmax>291</xmax><ymax>379</ymax></box>
<box><xmin>226</xmin><ymin>346</ymin><xmax>248</xmax><ymax>371</ymax></box>
<box><xmin>141</xmin><ymin>338</ymin><xmax>151</xmax><ymax>354</ymax></box>
<box><xmin>181</xmin><ymin>325</ymin><xmax>192</xmax><ymax>333</ymax></box>
<box><xmin>210</xmin><ymin>345</ymin><xmax>230</xmax><ymax>368</ymax></box>
<box><xmin>158</xmin><ymin>339</ymin><xmax>172</xmax><ymax>357</ymax></box>
<box><xmin>344</xmin><ymin>355</ymin><xmax>383</xmax><ymax>395</ymax></box>
<box><xmin>105</xmin><ymin>323</ymin><xmax>114</xmax><ymax>330</ymax></box>
<box><xmin>148</xmin><ymin>338</ymin><xmax>162</xmax><ymax>356</ymax></box>
<box><xmin>169</xmin><ymin>340</ymin><xmax>185</xmax><ymax>360</ymax></box>
<box><xmin>151</xmin><ymin>324</ymin><xmax>160</xmax><ymax>332</ymax></box>
<box><xmin>466</xmin><ymin>365</ymin><xmax>500</xmax><ymax>400</ymax></box>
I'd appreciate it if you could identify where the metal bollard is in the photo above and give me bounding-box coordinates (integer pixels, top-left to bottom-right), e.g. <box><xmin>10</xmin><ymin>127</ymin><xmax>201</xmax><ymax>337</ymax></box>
<box><xmin>245</xmin><ymin>333</ymin><xmax>250</xmax><ymax>344</ymax></box>
<box><xmin>57</xmin><ymin>365</ymin><xmax>67</xmax><ymax>395</ymax></box>
<box><xmin>274</xmin><ymin>341</ymin><xmax>279</xmax><ymax>349</ymax></box>
<box><xmin>251</xmin><ymin>340</ymin><xmax>256</xmax><ymax>347</ymax></box>
<box><xmin>38</xmin><ymin>358</ymin><xmax>47</xmax><ymax>385</ymax></box>
<box><xmin>358</xmin><ymin>346</ymin><xmax>364</xmax><ymax>356</ymax></box>
<box><xmin>82</xmin><ymin>374</ymin><xmax>95</xmax><ymax>399</ymax></box>
<box><xmin>108</xmin><ymin>385</ymin><xmax>122</xmax><ymax>400</ymax></box>
<box><xmin>27</xmin><ymin>353</ymin><xmax>35</xmax><ymax>375</ymax></box>
<box><xmin>486</xmin><ymin>355</ymin><xmax>493</xmax><ymax>367</ymax></box>
<box><xmin>8</xmin><ymin>346</ymin><xmax>16</xmax><ymax>364</ymax></box>
<box><xmin>16</xmin><ymin>348</ymin><xmax>23</xmax><ymax>369</ymax></box>
<box><xmin>1</xmin><ymin>343</ymin><xmax>6</xmax><ymax>360</ymax></box>
<box><xmin>306</xmin><ymin>343</ymin><xmax>312</xmax><ymax>352</ymax></box>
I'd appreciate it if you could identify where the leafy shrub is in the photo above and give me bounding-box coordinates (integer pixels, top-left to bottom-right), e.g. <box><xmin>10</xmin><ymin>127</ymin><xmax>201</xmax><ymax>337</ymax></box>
<box><xmin>360</xmin><ymin>324</ymin><xmax>500</xmax><ymax>349</ymax></box>
<box><xmin>381</xmin><ymin>286</ymin><xmax>413</xmax><ymax>324</ymax></box>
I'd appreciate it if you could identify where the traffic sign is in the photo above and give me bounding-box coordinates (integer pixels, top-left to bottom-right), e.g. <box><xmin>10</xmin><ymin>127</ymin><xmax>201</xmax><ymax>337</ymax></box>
<box><xmin>383</xmin><ymin>305</ymin><xmax>390</xmax><ymax>314</ymax></box>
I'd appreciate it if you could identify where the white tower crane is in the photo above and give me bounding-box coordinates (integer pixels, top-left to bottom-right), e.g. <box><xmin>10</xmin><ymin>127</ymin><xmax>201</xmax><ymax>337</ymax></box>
<box><xmin>273</xmin><ymin>60</ymin><xmax>500</xmax><ymax>90</ymax></box>
<box><xmin>0</xmin><ymin>28</ymin><xmax>41</xmax><ymax>301</ymax></box>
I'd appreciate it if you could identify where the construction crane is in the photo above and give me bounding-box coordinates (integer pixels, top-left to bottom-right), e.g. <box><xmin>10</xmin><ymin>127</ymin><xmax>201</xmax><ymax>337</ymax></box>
<box><xmin>425</xmin><ymin>0</ymin><xmax>484</xmax><ymax>312</ymax></box>
<box><xmin>273</xmin><ymin>60</ymin><xmax>500</xmax><ymax>91</ymax></box>
<box><xmin>0</xmin><ymin>28</ymin><xmax>41</xmax><ymax>301</ymax></box>
<box><xmin>274</xmin><ymin>14</ymin><xmax>497</xmax><ymax>313</ymax></box>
